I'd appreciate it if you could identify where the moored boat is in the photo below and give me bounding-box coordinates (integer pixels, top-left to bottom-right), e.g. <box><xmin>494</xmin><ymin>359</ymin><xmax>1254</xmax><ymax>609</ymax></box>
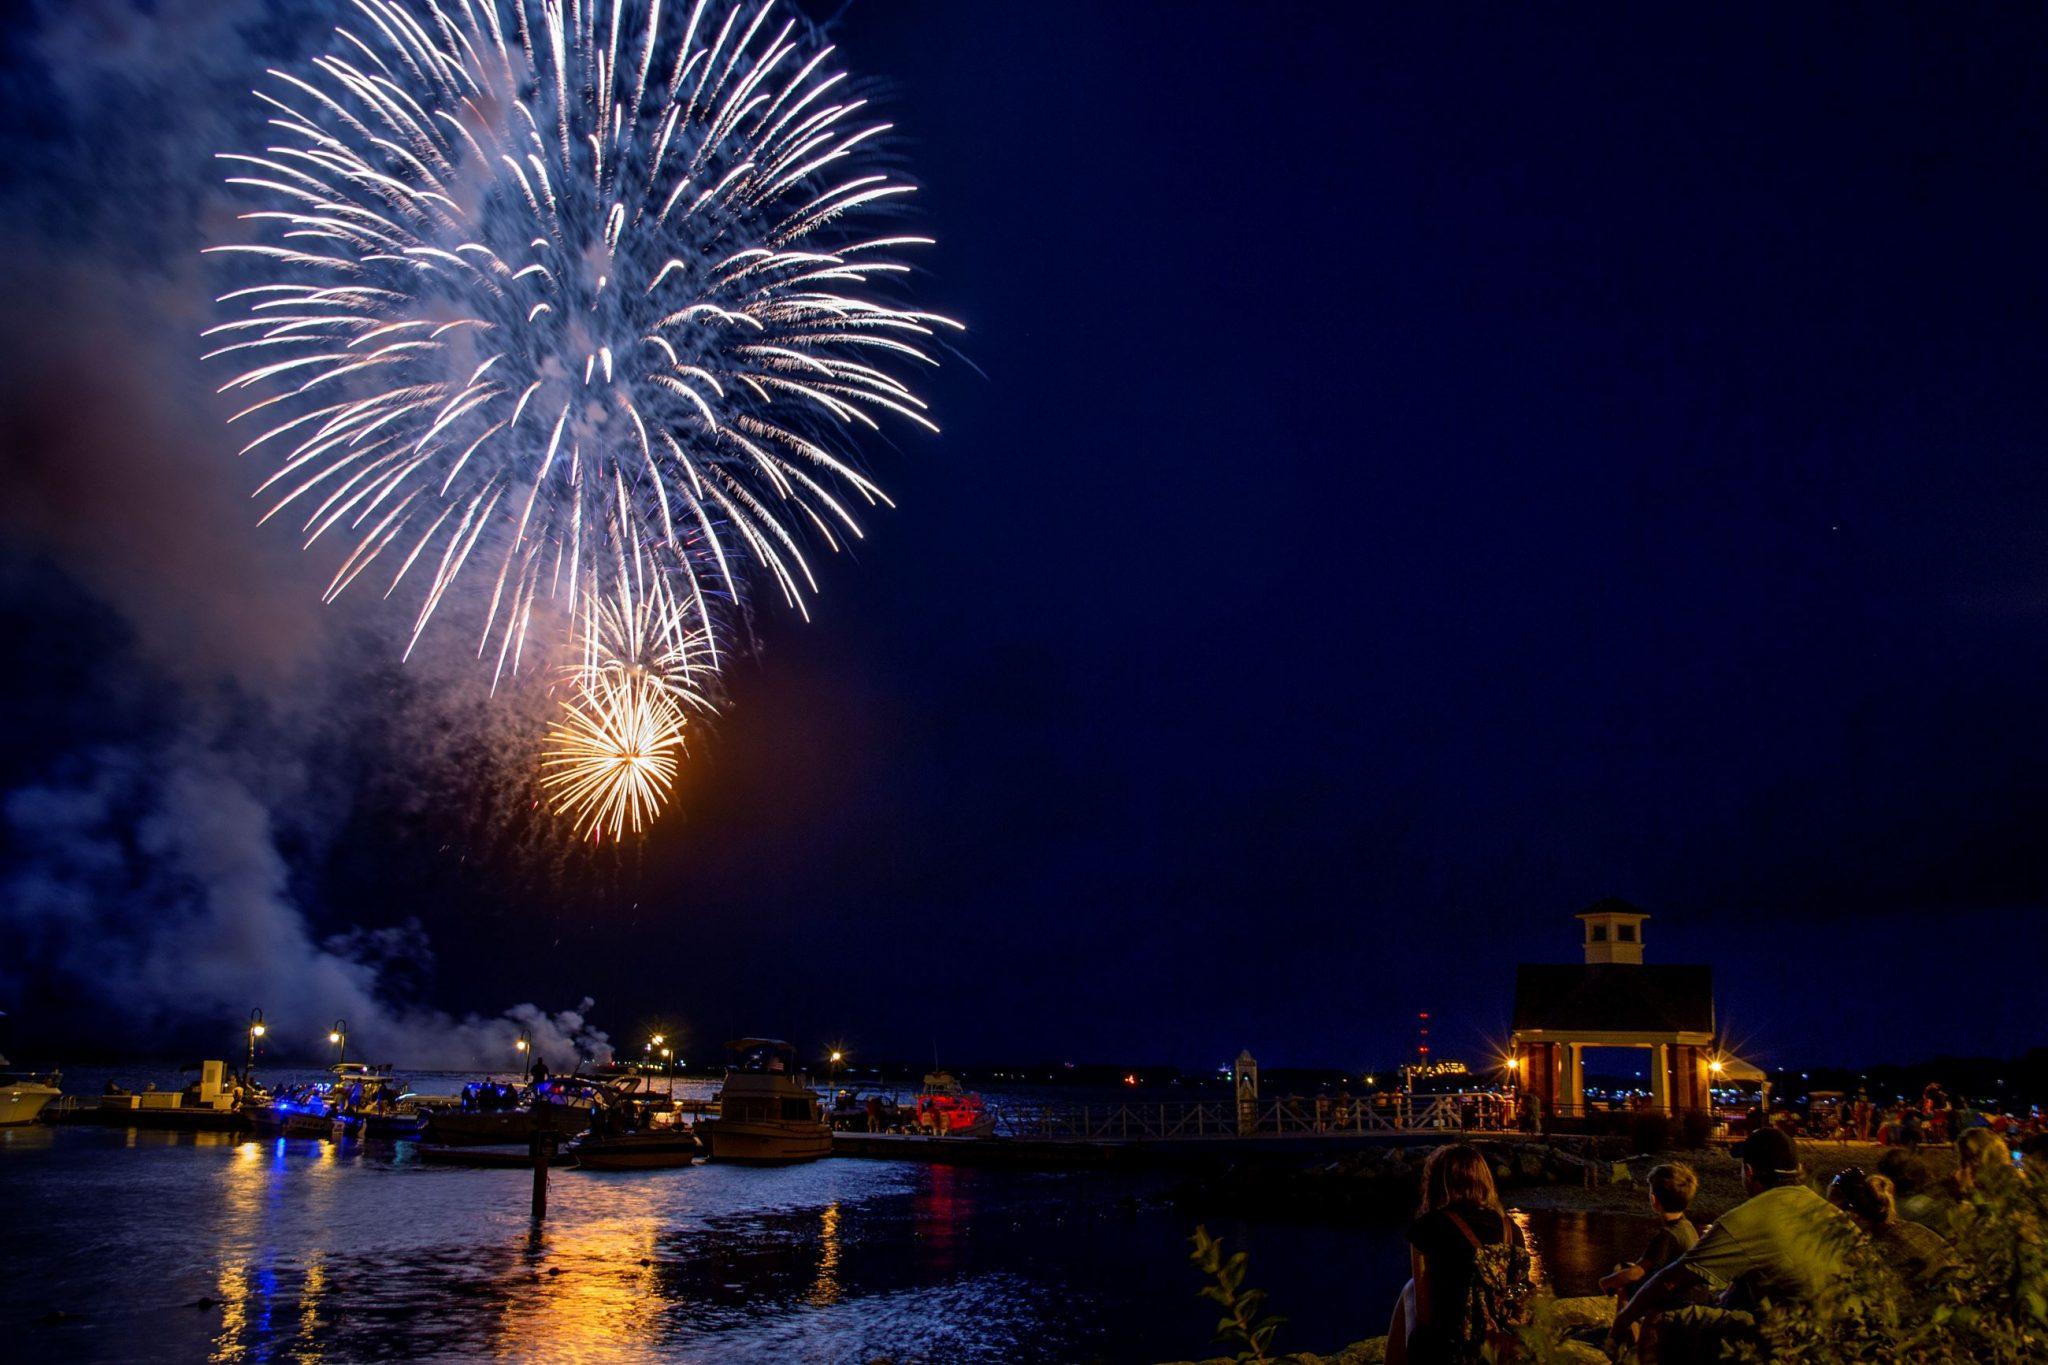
<box><xmin>417</xmin><ymin>1142</ymin><xmax>575</xmax><ymax>1168</ymax></box>
<box><xmin>418</xmin><ymin>1079</ymin><xmax>536</xmax><ymax>1145</ymax></box>
<box><xmin>570</xmin><ymin>1126</ymin><xmax>702</xmax><ymax>1170</ymax></box>
<box><xmin>0</xmin><ymin>1059</ymin><xmax>61</xmax><ymax>1127</ymax></box>
<box><xmin>914</xmin><ymin>1070</ymin><xmax>995</xmax><ymax>1137</ymax></box>
<box><xmin>330</xmin><ymin>1065</ymin><xmax>420</xmax><ymax>1140</ymax></box>
<box><xmin>695</xmin><ymin>1039</ymin><xmax>832</xmax><ymax>1165</ymax></box>
<box><xmin>530</xmin><ymin>1072</ymin><xmax>643</xmax><ymax>1130</ymax></box>
<box><xmin>826</xmin><ymin>1086</ymin><xmax>904</xmax><ymax>1133</ymax></box>
<box><xmin>246</xmin><ymin>1082</ymin><xmax>340</xmax><ymax>1138</ymax></box>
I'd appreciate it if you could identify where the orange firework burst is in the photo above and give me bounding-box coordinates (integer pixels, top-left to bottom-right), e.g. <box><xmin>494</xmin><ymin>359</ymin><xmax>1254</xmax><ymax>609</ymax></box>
<box><xmin>540</xmin><ymin>670</ymin><xmax>687</xmax><ymax>841</ymax></box>
<box><xmin>540</xmin><ymin>565</ymin><xmax>714</xmax><ymax>840</ymax></box>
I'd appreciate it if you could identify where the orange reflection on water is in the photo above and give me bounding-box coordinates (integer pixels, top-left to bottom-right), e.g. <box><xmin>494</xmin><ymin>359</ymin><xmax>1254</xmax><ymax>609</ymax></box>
<box><xmin>1509</xmin><ymin>1209</ymin><xmax>1548</xmax><ymax>1289</ymax></box>
<box><xmin>298</xmin><ymin>1254</ymin><xmax>328</xmax><ymax>1351</ymax></box>
<box><xmin>808</xmin><ymin>1200</ymin><xmax>844</xmax><ymax>1307</ymax></box>
<box><xmin>210</xmin><ymin>1142</ymin><xmax>266</xmax><ymax>1363</ymax></box>
<box><xmin>488</xmin><ymin>1180</ymin><xmax>665</xmax><ymax>1364</ymax></box>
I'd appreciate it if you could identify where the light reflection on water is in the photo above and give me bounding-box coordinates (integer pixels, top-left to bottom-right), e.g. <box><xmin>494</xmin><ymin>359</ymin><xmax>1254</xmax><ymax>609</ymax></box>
<box><xmin>2</xmin><ymin>1127</ymin><xmax>1647</xmax><ymax>1363</ymax></box>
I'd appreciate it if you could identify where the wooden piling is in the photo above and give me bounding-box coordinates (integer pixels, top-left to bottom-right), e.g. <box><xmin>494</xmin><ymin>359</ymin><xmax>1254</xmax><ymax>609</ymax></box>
<box><xmin>530</xmin><ymin>1129</ymin><xmax>552</xmax><ymax>1220</ymax></box>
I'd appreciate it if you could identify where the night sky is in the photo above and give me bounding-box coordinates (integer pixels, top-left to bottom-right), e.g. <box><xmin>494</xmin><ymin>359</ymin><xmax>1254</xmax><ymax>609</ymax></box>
<box><xmin>4</xmin><ymin>3</ymin><xmax>2048</xmax><ymax>1073</ymax></box>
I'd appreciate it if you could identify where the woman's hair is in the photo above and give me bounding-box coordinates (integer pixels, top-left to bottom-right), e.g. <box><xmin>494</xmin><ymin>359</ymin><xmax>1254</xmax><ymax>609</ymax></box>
<box><xmin>1419</xmin><ymin>1143</ymin><xmax>1504</xmax><ymax>1216</ymax></box>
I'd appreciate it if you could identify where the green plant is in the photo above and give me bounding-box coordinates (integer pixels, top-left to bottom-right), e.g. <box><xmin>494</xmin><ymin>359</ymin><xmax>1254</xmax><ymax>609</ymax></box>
<box><xmin>1189</xmin><ymin>1225</ymin><xmax>1288</xmax><ymax>1364</ymax></box>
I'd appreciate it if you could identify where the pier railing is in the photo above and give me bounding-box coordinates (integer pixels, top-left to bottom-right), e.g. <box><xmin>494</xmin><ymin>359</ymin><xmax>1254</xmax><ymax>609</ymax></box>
<box><xmin>993</xmin><ymin>1092</ymin><xmax>1518</xmax><ymax>1142</ymax></box>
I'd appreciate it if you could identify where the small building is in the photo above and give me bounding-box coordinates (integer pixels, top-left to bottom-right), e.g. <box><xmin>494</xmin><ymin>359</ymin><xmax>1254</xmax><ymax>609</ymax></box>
<box><xmin>1511</xmin><ymin>900</ymin><xmax>1714</xmax><ymax>1117</ymax></box>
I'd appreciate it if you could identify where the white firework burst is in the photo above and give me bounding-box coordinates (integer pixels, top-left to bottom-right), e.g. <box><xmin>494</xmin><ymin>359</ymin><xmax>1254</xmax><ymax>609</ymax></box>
<box><xmin>205</xmin><ymin>0</ymin><xmax>956</xmax><ymax>697</ymax></box>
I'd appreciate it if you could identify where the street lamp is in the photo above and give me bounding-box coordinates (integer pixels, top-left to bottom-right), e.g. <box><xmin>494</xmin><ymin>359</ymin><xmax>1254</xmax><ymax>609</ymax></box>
<box><xmin>329</xmin><ymin>1019</ymin><xmax>348</xmax><ymax>1068</ymax></box>
<box><xmin>661</xmin><ymin>1046</ymin><xmax>674</xmax><ymax>1098</ymax></box>
<box><xmin>246</xmin><ymin>1007</ymin><xmax>266</xmax><ymax>1080</ymax></box>
<box><xmin>515</xmin><ymin>1029</ymin><xmax>532</xmax><ymax>1082</ymax></box>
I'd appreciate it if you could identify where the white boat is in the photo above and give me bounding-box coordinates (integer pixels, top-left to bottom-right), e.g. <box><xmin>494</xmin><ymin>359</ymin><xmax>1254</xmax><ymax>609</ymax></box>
<box><xmin>696</xmin><ymin>1039</ymin><xmax>832</xmax><ymax>1165</ymax></box>
<box><xmin>0</xmin><ymin>1060</ymin><xmax>61</xmax><ymax>1127</ymax></box>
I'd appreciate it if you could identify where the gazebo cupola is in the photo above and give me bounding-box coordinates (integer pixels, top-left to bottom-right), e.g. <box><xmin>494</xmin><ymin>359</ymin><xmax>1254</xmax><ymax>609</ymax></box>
<box><xmin>1577</xmin><ymin>898</ymin><xmax>1648</xmax><ymax>965</ymax></box>
<box><xmin>1511</xmin><ymin>899</ymin><xmax>1714</xmax><ymax>1119</ymax></box>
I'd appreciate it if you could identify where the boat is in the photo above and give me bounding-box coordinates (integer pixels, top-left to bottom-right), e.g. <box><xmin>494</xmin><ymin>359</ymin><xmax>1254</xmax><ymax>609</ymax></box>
<box><xmin>417</xmin><ymin>1142</ymin><xmax>575</xmax><ymax>1168</ymax></box>
<box><xmin>418</xmin><ymin>1079</ymin><xmax>535</xmax><ymax>1145</ymax></box>
<box><xmin>695</xmin><ymin>1039</ymin><xmax>832</xmax><ymax>1165</ymax></box>
<box><xmin>330</xmin><ymin>1065</ymin><xmax>421</xmax><ymax>1140</ymax></box>
<box><xmin>914</xmin><ymin>1070</ymin><xmax>995</xmax><ymax>1137</ymax></box>
<box><xmin>530</xmin><ymin>1072</ymin><xmax>643</xmax><ymax>1130</ymax></box>
<box><xmin>246</xmin><ymin>1082</ymin><xmax>342</xmax><ymax>1138</ymax></box>
<box><xmin>0</xmin><ymin>1057</ymin><xmax>61</xmax><ymax>1127</ymax></box>
<box><xmin>417</xmin><ymin>1073</ymin><xmax>631</xmax><ymax>1146</ymax></box>
<box><xmin>827</xmin><ymin>1086</ymin><xmax>904</xmax><ymax>1133</ymax></box>
<box><xmin>570</xmin><ymin>1124</ymin><xmax>703</xmax><ymax>1170</ymax></box>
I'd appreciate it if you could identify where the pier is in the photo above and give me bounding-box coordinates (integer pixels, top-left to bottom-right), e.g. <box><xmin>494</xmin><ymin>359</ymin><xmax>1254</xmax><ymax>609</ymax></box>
<box><xmin>830</xmin><ymin>1091</ymin><xmax>1579</xmax><ymax>1170</ymax></box>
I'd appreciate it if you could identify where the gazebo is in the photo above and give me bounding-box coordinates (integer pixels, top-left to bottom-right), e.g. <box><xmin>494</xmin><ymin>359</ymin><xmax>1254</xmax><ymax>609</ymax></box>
<box><xmin>1511</xmin><ymin>900</ymin><xmax>1715</xmax><ymax>1118</ymax></box>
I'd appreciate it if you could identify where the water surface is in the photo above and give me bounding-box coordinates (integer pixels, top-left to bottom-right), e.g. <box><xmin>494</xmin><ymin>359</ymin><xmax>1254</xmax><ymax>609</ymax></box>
<box><xmin>1</xmin><ymin>1074</ymin><xmax>1646</xmax><ymax>1362</ymax></box>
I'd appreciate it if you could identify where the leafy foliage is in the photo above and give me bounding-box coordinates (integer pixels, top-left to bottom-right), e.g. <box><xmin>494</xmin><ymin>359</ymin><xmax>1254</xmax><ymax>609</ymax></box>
<box><xmin>1189</xmin><ymin>1225</ymin><xmax>1290</xmax><ymax>1364</ymax></box>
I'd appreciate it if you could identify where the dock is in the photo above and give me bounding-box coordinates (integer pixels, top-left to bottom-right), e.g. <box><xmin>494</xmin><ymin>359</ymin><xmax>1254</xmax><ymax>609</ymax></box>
<box><xmin>831</xmin><ymin>1092</ymin><xmax>1589</xmax><ymax>1170</ymax></box>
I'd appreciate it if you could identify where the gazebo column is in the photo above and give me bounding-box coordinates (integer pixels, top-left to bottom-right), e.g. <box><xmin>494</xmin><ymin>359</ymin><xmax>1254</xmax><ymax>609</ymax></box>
<box><xmin>1561</xmin><ymin>1043</ymin><xmax>1583</xmax><ymax>1117</ymax></box>
<box><xmin>1650</xmin><ymin>1043</ymin><xmax>1671</xmax><ymax>1114</ymax></box>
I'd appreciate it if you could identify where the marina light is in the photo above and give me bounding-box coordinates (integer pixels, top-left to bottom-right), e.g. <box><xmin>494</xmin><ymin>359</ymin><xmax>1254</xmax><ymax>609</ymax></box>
<box><xmin>245</xmin><ymin>1007</ymin><xmax>266</xmax><ymax>1081</ymax></box>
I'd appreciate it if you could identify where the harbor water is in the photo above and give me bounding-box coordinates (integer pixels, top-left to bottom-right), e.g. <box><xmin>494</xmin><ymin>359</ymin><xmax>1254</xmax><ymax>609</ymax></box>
<box><xmin>1</xmin><ymin>1071</ymin><xmax>1649</xmax><ymax>1363</ymax></box>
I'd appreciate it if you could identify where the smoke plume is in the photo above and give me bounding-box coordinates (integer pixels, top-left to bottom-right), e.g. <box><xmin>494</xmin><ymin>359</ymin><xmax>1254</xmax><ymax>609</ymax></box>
<box><xmin>0</xmin><ymin>0</ymin><xmax>610</xmax><ymax>1067</ymax></box>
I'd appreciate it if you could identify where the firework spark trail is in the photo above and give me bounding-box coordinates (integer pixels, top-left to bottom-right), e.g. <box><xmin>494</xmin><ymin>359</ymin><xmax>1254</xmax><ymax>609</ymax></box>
<box><xmin>543</xmin><ymin>552</ymin><xmax>713</xmax><ymax>840</ymax></box>
<box><xmin>206</xmin><ymin>0</ymin><xmax>953</xmax><ymax>836</ymax></box>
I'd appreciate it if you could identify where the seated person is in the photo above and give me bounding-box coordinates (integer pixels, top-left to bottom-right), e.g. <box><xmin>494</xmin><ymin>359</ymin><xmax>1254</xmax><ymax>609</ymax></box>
<box><xmin>1827</xmin><ymin>1168</ymin><xmax>1952</xmax><ymax>1286</ymax></box>
<box><xmin>1610</xmin><ymin>1128</ymin><xmax>1861</xmax><ymax>1363</ymax></box>
<box><xmin>1387</xmin><ymin>1144</ymin><xmax>1533</xmax><ymax>1365</ymax></box>
<box><xmin>1599</xmin><ymin>1162</ymin><xmax>1700</xmax><ymax>1300</ymax></box>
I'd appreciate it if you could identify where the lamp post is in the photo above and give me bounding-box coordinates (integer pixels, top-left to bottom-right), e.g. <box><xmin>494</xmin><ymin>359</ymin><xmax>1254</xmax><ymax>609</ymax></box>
<box><xmin>246</xmin><ymin>1007</ymin><xmax>266</xmax><ymax>1081</ymax></box>
<box><xmin>829</xmin><ymin>1050</ymin><xmax>844</xmax><ymax>1086</ymax></box>
<box><xmin>516</xmin><ymin>1029</ymin><xmax>532</xmax><ymax>1082</ymax></box>
<box><xmin>661</xmin><ymin>1046</ymin><xmax>674</xmax><ymax>1098</ymax></box>
<box><xmin>329</xmin><ymin>1019</ymin><xmax>348</xmax><ymax>1068</ymax></box>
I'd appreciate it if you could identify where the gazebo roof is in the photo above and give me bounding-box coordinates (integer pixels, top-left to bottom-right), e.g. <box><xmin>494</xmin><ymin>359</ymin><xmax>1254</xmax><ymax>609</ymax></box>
<box><xmin>1512</xmin><ymin>963</ymin><xmax>1713</xmax><ymax>1035</ymax></box>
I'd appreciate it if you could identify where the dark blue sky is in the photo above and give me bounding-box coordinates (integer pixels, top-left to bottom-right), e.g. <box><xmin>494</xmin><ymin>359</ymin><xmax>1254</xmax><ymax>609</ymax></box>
<box><xmin>5</xmin><ymin>3</ymin><xmax>2048</xmax><ymax>1070</ymax></box>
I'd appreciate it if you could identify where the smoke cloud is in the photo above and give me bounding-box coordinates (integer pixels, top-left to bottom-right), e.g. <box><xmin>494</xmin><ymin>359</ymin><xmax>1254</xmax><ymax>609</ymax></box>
<box><xmin>0</xmin><ymin>0</ymin><xmax>609</xmax><ymax>1067</ymax></box>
